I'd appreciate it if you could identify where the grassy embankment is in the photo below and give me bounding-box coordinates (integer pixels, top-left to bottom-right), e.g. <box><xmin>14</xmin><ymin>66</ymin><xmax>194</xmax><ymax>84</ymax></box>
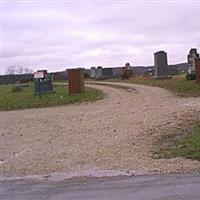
<box><xmin>153</xmin><ymin>125</ymin><xmax>200</xmax><ymax>161</ymax></box>
<box><xmin>110</xmin><ymin>74</ymin><xmax>200</xmax><ymax>161</ymax></box>
<box><xmin>0</xmin><ymin>83</ymin><xmax>103</xmax><ymax>111</ymax></box>
<box><xmin>116</xmin><ymin>75</ymin><xmax>200</xmax><ymax>97</ymax></box>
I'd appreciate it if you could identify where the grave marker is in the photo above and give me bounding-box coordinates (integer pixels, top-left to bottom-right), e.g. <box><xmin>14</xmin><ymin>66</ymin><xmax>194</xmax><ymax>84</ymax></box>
<box><xmin>195</xmin><ymin>58</ymin><xmax>200</xmax><ymax>84</ymax></box>
<box><xmin>154</xmin><ymin>51</ymin><xmax>169</xmax><ymax>76</ymax></box>
<box><xmin>68</xmin><ymin>68</ymin><xmax>85</xmax><ymax>94</ymax></box>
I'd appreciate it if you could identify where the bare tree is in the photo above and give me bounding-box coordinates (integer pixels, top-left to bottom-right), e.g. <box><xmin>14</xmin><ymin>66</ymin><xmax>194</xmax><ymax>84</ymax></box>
<box><xmin>17</xmin><ymin>66</ymin><xmax>24</xmax><ymax>74</ymax></box>
<box><xmin>6</xmin><ymin>66</ymin><xmax>17</xmax><ymax>75</ymax></box>
<box><xmin>6</xmin><ymin>66</ymin><xmax>33</xmax><ymax>75</ymax></box>
<box><xmin>22</xmin><ymin>67</ymin><xmax>33</xmax><ymax>74</ymax></box>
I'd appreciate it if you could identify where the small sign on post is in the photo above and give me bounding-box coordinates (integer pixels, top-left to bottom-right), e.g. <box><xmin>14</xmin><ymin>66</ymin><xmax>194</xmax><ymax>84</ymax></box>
<box><xmin>34</xmin><ymin>71</ymin><xmax>45</xmax><ymax>99</ymax></box>
<box><xmin>33</xmin><ymin>70</ymin><xmax>53</xmax><ymax>98</ymax></box>
<box><xmin>34</xmin><ymin>71</ymin><xmax>45</xmax><ymax>79</ymax></box>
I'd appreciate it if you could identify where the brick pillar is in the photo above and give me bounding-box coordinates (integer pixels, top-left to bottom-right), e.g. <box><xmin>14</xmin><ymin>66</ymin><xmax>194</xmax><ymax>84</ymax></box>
<box><xmin>67</xmin><ymin>68</ymin><xmax>85</xmax><ymax>94</ymax></box>
<box><xmin>195</xmin><ymin>58</ymin><xmax>200</xmax><ymax>84</ymax></box>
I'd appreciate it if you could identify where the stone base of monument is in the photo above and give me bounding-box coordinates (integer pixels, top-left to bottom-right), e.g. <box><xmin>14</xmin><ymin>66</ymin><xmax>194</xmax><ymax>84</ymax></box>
<box><xmin>95</xmin><ymin>76</ymin><xmax>104</xmax><ymax>80</ymax></box>
<box><xmin>152</xmin><ymin>75</ymin><xmax>172</xmax><ymax>80</ymax></box>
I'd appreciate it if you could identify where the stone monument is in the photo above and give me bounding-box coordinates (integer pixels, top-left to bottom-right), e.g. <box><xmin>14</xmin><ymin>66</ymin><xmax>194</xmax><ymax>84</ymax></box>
<box><xmin>195</xmin><ymin>58</ymin><xmax>200</xmax><ymax>84</ymax></box>
<box><xmin>154</xmin><ymin>51</ymin><xmax>169</xmax><ymax>76</ymax></box>
<box><xmin>90</xmin><ymin>67</ymin><xmax>96</xmax><ymax>79</ymax></box>
<box><xmin>186</xmin><ymin>48</ymin><xmax>199</xmax><ymax>80</ymax></box>
<box><xmin>121</xmin><ymin>63</ymin><xmax>134</xmax><ymax>79</ymax></box>
<box><xmin>96</xmin><ymin>66</ymin><xmax>103</xmax><ymax>79</ymax></box>
<box><xmin>125</xmin><ymin>63</ymin><xmax>131</xmax><ymax>68</ymax></box>
<box><xmin>67</xmin><ymin>68</ymin><xmax>85</xmax><ymax>94</ymax></box>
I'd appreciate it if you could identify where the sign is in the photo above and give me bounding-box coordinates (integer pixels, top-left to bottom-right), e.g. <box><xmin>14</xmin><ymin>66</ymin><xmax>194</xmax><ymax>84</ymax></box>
<box><xmin>34</xmin><ymin>71</ymin><xmax>45</xmax><ymax>79</ymax></box>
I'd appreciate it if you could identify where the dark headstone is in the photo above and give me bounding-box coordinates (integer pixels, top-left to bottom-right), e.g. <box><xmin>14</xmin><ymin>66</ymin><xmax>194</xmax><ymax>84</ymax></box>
<box><xmin>102</xmin><ymin>68</ymin><xmax>113</xmax><ymax>77</ymax></box>
<box><xmin>34</xmin><ymin>74</ymin><xmax>53</xmax><ymax>94</ymax></box>
<box><xmin>154</xmin><ymin>51</ymin><xmax>169</xmax><ymax>76</ymax></box>
<box><xmin>187</xmin><ymin>48</ymin><xmax>199</xmax><ymax>80</ymax></box>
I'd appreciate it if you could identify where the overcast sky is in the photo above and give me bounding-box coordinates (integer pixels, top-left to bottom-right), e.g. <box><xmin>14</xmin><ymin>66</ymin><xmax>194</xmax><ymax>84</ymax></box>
<box><xmin>1</xmin><ymin>1</ymin><xmax>200</xmax><ymax>74</ymax></box>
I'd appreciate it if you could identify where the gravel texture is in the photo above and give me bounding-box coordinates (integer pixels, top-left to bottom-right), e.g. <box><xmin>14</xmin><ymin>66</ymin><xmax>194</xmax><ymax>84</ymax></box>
<box><xmin>0</xmin><ymin>82</ymin><xmax>200</xmax><ymax>177</ymax></box>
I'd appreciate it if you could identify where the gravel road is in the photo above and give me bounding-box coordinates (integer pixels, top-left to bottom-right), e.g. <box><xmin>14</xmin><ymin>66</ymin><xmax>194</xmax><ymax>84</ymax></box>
<box><xmin>0</xmin><ymin>82</ymin><xmax>200</xmax><ymax>177</ymax></box>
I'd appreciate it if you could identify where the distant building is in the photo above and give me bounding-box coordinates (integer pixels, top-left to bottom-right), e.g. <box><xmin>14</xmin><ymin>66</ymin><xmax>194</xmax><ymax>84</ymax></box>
<box><xmin>52</xmin><ymin>71</ymin><xmax>67</xmax><ymax>81</ymax></box>
<box><xmin>102</xmin><ymin>68</ymin><xmax>113</xmax><ymax>77</ymax></box>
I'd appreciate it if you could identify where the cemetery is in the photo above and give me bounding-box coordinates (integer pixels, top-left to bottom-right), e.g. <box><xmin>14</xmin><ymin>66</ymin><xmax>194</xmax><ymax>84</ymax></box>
<box><xmin>0</xmin><ymin>70</ymin><xmax>103</xmax><ymax>111</ymax></box>
<box><xmin>0</xmin><ymin>48</ymin><xmax>200</xmax><ymax>178</ymax></box>
<box><xmin>1</xmin><ymin>3</ymin><xmax>200</xmax><ymax>198</ymax></box>
<box><xmin>1</xmin><ymin>77</ymin><xmax>200</xmax><ymax>177</ymax></box>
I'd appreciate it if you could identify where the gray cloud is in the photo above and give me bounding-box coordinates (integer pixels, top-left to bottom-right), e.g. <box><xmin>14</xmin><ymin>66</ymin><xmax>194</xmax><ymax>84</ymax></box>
<box><xmin>1</xmin><ymin>1</ymin><xmax>200</xmax><ymax>74</ymax></box>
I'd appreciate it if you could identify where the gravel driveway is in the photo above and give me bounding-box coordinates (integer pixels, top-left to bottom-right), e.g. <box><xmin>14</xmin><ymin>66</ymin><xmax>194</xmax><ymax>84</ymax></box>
<box><xmin>0</xmin><ymin>82</ymin><xmax>200</xmax><ymax>177</ymax></box>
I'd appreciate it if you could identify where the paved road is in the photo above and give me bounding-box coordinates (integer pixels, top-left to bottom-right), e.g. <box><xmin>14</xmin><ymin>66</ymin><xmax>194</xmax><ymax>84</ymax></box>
<box><xmin>1</xmin><ymin>173</ymin><xmax>200</xmax><ymax>200</ymax></box>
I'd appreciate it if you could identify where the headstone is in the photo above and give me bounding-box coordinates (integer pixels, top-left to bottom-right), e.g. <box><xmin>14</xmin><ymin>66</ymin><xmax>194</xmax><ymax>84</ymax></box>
<box><xmin>187</xmin><ymin>48</ymin><xmax>199</xmax><ymax>80</ymax></box>
<box><xmin>154</xmin><ymin>51</ymin><xmax>169</xmax><ymax>76</ymax></box>
<box><xmin>34</xmin><ymin>70</ymin><xmax>53</xmax><ymax>94</ymax></box>
<box><xmin>90</xmin><ymin>67</ymin><xmax>96</xmax><ymax>79</ymax></box>
<box><xmin>125</xmin><ymin>63</ymin><xmax>131</xmax><ymax>68</ymax></box>
<box><xmin>67</xmin><ymin>68</ymin><xmax>85</xmax><ymax>94</ymax></box>
<box><xmin>195</xmin><ymin>58</ymin><xmax>200</xmax><ymax>84</ymax></box>
<box><xmin>96</xmin><ymin>66</ymin><xmax>103</xmax><ymax>78</ymax></box>
<box><xmin>121</xmin><ymin>63</ymin><xmax>134</xmax><ymax>79</ymax></box>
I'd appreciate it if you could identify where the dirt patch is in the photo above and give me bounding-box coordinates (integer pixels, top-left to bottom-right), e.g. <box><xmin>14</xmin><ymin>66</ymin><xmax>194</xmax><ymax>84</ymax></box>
<box><xmin>87</xmin><ymin>82</ymin><xmax>136</xmax><ymax>92</ymax></box>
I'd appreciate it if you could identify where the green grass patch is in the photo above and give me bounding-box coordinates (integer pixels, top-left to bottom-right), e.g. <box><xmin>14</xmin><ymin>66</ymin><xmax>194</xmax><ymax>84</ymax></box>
<box><xmin>153</xmin><ymin>125</ymin><xmax>200</xmax><ymax>161</ymax></box>
<box><xmin>0</xmin><ymin>83</ymin><xmax>103</xmax><ymax>111</ymax></box>
<box><xmin>110</xmin><ymin>75</ymin><xmax>200</xmax><ymax>97</ymax></box>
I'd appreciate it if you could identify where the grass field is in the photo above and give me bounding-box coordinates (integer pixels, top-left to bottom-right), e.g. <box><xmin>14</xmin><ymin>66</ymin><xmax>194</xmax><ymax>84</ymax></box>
<box><xmin>153</xmin><ymin>125</ymin><xmax>200</xmax><ymax>161</ymax></box>
<box><xmin>113</xmin><ymin>75</ymin><xmax>200</xmax><ymax>97</ymax></box>
<box><xmin>0</xmin><ymin>83</ymin><xmax>103</xmax><ymax>111</ymax></box>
